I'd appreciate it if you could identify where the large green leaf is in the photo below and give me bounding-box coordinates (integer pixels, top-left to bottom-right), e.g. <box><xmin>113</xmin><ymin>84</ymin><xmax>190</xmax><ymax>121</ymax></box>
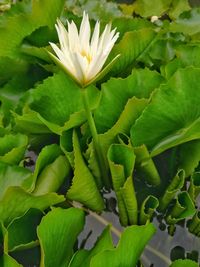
<box><xmin>0</xmin><ymin>0</ymin><xmax>65</xmax><ymax>59</ymax></box>
<box><xmin>168</xmin><ymin>0</ymin><xmax>191</xmax><ymax>20</ymax></box>
<box><xmin>131</xmin><ymin>67</ymin><xmax>200</xmax><ymax>156</ymax></box>
<box><xmin>0</xmin><ymin>187</ymin><xmax>64</xmax><ymax>226</ymax></box>
<box><xmin>69</xmin><ymin>226</ymin><xmax>113</xmax><ymax>267</ymax></box>
<box><xmin>109</xmin><ymin>28</ymin><xmax>156</xmax><ymax>76</ymax></box>
<box><xmin>94</xmin><ymin>68</ymin><xmax>164</xmax><ymax>133</ymax></box>
<box><xmin>0</xmin><ymin>133</ymin><xmax>28</xmax><ymax>165</ymax></box>
<box><xmin>37</xmin><ymin>207</ymin><xmax>85</xmax><ymax>267</ymax></box>
<box><xmin>90</xmin><ymin>223</ymin><xmax>156</xmax><ymax>267</ymax></box>
<box><xmin>133</xmin><ymin>0</ymin><xmax>172</xmax><ymax>17</ymax></box>
<box><xmin>66</xmin><ymin>130</ymin><xmax>104</xmax><ymax>212</ymax></box>
<box><xmin>0</xmin><ymin>162</ymin><xmax>32</xmax><ymax>199</ymax></box>
<box><xmin>0</xmin><ymin>0</ymin><xmax>65</xmax><ymax>81</ymax></box>
<box><xmin>170</xmin><ymin>8</ymin><xmax>200</xmax><ymax>35</ymax></box>
<box><xmin>25</xmin><ymin>72</ymin><xmax>100</xmax><ymax>135</ymax></box>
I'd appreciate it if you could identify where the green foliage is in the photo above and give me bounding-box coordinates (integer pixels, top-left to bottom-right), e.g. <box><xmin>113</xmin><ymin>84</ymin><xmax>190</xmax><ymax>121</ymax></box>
<box><xmin>0</xmin><ymin>0</ymin><xmax>200</xmax><ymax>266</ymax></box>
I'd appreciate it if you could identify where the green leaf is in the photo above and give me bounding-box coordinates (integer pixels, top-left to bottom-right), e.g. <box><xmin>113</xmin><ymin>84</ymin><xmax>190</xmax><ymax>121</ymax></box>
<box><xmin>169</xmin><ymin>0</ymin><xmax>191</xmax><ymax>20</ymax></box>
<box><xmin>33</xmin><ymin>155</ymin><xmax>70</xmax><ymax>195</ymax></box>
<box><xmin>108</xmin><ymin>144</ymin><xmax>137</xmax><ymax>225</ymax></box>
<box><xmin>188</xmin><ymin>172</ymin><xmax>200</xmax><ymax>201</ymax></box>
<box><xmin>131</xmin><ymin>67</ymin><xmax>200</xmax><ymax>156</ymax></box>
<box><xmin>170</xmin><ymin>259</ymin><xmax>199</xmax><ymax>267</ymax></box>
<box><xmin>0</xmin><ymin>0</ymin><xmax>65</xmax><ymax>59</ymax></box>
<box><xmin>166</xmin><ymin>191</ymin><xmax>196</xmax><ymax>224</ymax></box>
<box><xmin>13</xmin><ymin>110</ymin><xmax>51</xmax><ymax>134</ymax></box>
<box><xmin>0</xmin><ymin>254</ymin><xmax>22</xmax><ymax>267</ymax></box>
<box><xmin>27</xmin><ymin>72</ymin><xmax>100</xmax><ymax>134</ymax></box>
<box><xmin>112</xmin><ymin>17</ymin><xmax>154</xmax><ymax>37</ymax></box>
<box><xmin>159</xmin><ymin>169</ymin><xmax>185</xmax><ymax>211</ymax></box>
<box><xmin>170</xmin><ymin>8</ymin><xmax>200</xmax><ymax>35</ymax></box>
<box><xmin>0</xmin><ymin>133</ymin><xmax>28</xmax><ymax>165</ymax></box>
<box><xmin>140</xmin><ymin>195</ymin><xmax>159</xmax><ymax>225</ymax></box>
<box><xmin>178</xmin><ymin>140</ymin><xmax>200</xmax><ymax>177</ymax></box>
<box><xmin>95</xmin><ymin>68</ymin><xmax>164</xmax><ymax>133</ymax></box>
<box><xmin>37</xmin><ymin>207</ymin><xmax>85</xmax><ymax>267</ymax></box>
<box><xmin>0</xmin><ymin>187</ymin><xmax>64</xmax><ymax>226</ymax></box>
<box><xmin>94</xmin><ymin>97</ymin><xmax>148</xmax><ymax>173</ymax></box>
<box><xmin>90</xmin><ymin>223</ymin><xmax>156</xmax><ymax>267</ymax></box>
<box><xmin>188</xmin><ymin>211</ymin><xmax>200</xmax><ymax>236</ymax></box>
<box><xmin>69</xmin><ymin>226</ymin><xmax>114</xmax><ymax>267</ymax></box>
<box><xmin>30</xmin><ymin>144</ymin><xmax>63</xmax><ymax>190</ymax></box>
<box><xmin>6</xmin><ymin>209</ymin><xmax>43</xmax><ymax>252</ymax></box>
<box><xmin>0</xmin><ymin>162</ymin><xmax>32</xmax><ymax>200</ymax></box>
<box><xmin>133</xmin><ymin>0</ymin><xmax>172</xmax><ymax>17</ymax></box>
<box><xmin>134</xmin><ymin>145</ymin><xmax>161</xmax><ymax>186</ymax></box>
<box><xmin>66</xmin><ymin>130</ymin><xmax>104</xmax><ymax>212</ymax></box>
<box><xmin>109</xmin><ymin>29</ymin><xmax>157</xmax><ymax>76</ymax></box>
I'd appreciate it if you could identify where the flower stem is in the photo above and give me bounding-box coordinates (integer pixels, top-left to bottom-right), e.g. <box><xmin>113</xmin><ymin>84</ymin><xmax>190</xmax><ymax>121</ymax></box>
<box><xmin>81</xmin><ymin>89</ymin><xmax>110</xmax><ymax>188</ymax></box>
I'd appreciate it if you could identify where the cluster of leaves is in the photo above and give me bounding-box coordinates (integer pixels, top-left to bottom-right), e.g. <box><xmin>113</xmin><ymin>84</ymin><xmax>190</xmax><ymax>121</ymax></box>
<box><xmin>0</xmin><ymin>0</ymin><xmax>200</xmax><ymax>266</ymax></box>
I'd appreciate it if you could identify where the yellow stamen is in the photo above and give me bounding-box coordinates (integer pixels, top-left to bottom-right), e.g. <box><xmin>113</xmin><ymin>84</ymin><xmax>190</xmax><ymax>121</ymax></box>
<box><xmin>81</xmin><ymin>50</ymin><xmax>92</xmax><ymax>63</ymax></box>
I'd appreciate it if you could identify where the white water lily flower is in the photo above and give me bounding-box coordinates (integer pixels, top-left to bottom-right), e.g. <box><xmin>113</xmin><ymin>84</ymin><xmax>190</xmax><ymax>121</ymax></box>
<box><xmin>49</xmin><ymin>12</ymin><xmax>120</xmax><ymax>87</ymax></box>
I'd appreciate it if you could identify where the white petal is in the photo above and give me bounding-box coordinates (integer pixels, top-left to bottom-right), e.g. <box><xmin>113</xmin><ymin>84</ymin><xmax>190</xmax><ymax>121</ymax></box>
<box><xmin>87</xmin><ymin>52</ymin><xmax>108</xmax><ymax>80</ymax></box>
<box><xmin>49</xmin><ymin>42</ymin><xmax>75</xmax><ymax>74</ymax></box>
<box><xmin>103</xmin><ymin>31</ymin><xmax>119</xmax><ymax>55</ymax></box>
<box><xmin>97</xmin><ymin>23</ymin><xmax>112</xmax><ymax>52</ymax></box>
<box><xmin>55</xmin><ymin>19</ymin><xmax>69</xmax><ymax>51</ymax></box>
<box><xmin>79</xmin><ymin>12</ymin><xmax>91</xmax><ymax>53</ymax></box>
<box><xmin>90</xmin><ymin>20</ymin><xmax>100</xmax><ymax>56</ymax></box>
<box><xmin>67</xmin><ymin>21</ymin><xmax>80</xmax><ymax>52</ymax></box>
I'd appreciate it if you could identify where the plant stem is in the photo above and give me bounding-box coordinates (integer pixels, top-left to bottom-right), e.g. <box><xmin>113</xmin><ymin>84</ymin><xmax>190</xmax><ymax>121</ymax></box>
<box><xmin>81</xmin><ymin>89</ymin><xmax>110</xmax><ymax>188</ymax></box>
<box><xmin>87</xmin><ymin>209</ymin><xmax>171</xmax><ymax>266</ymax></box>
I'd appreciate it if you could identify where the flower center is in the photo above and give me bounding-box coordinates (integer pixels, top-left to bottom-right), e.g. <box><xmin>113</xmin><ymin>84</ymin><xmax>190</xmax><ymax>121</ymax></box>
<box><xmin>81</xmin><ymin>50</ymin><xmax>92</xmax><ymax>63</ymax></box>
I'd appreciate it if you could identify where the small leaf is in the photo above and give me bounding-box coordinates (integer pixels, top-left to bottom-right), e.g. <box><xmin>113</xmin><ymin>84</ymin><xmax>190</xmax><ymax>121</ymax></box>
<box><xmin>108</xmin><ymin>144</ymin><xmax>137</xmax><ymax>225</ymax></box>
<box><xmin>0</xmin><ymin>162</ymin><xmax>32</xmax><ymax>200</ymax></box>
<box><xmin>187</xmin><ymin>211</ymin><xmax>200</xmax><ymax>236</ymax></box>
<box><xmin>166</xmin><ymin>191</ymin><xmax>196</xmax><ymax>224</ymax></box>
<box><xmin>170</xmin><ymin>259</ymin><xmax>199</xmax><ymax>267</ymax></box>
<box><xmin>33</xmin><ymin>155</ymin><xmax>71</xmax><ymax>195</ymax></box>
<box><xmin>0</xmin><ymin>133</ymin><xmax>28</xmax><ymax>165</ymax></box>
<box><xmin>188</xmin><ymin>172</ymin><xmax>200</xmax><ymax>201</ymax></box>
<box><xmin>66</xmin><ymin>130</ymin><xmax>104</xmax><ymax>212</ymax></box>
<box><xmin>134</xmin><ymin>144</ymin><xmax>161</xmax><ymax>186</ymax></box>
<box><xmin>140</xmin><ymin>195</ymin><xmax>159</xmax><ymax>225</ymax></box>
<box><xmin>159</xmin><ymin>169</ymin><xmax>185</xmax><ymax>211</ymax></box>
